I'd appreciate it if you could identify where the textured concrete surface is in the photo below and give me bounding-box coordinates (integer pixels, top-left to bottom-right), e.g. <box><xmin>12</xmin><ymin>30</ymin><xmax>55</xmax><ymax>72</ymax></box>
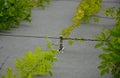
<box><xmin>0</xmin><ymin>0</ymin><xmax>118</xmax><ymax>78</ymax></box>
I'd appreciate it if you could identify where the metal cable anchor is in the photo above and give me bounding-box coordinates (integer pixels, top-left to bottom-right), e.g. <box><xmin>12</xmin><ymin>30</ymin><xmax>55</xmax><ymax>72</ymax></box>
<box><xmin>59</xmin><ymin>35</ymin><xmax>64</xmax><ymax>52</ymax></box>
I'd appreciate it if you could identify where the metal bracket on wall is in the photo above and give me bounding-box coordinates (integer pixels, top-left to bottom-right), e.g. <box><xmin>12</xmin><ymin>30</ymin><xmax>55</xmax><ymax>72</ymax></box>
<box><xmin>59</xmin><ymin>35</ymin><xmax>64</xmax><ymax>52</ymax></box>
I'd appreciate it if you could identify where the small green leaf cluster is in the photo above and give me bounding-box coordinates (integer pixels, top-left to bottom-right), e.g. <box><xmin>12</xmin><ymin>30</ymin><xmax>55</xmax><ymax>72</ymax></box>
<box><xmin>0</xmin><ymin>0</ymin><xmax>51</xmax><ymax>31</ymax></box>
<box><xmin>61</xmin><ymin>0</ymin><xmax>102</xmax><ymax>38</ymax></box>
<box><xmin>104</xmin><ymin>7</ymin><xmax>117</xmax><ymax>18</ymax></box>
<box><xmin>36</xmin><ymin>0</ymin><xmax>50</xmax><ymax>9</ymax></box>
<box><xmin>94</xmin><ymin>7</ymin><xmax>120</xmax><ymax>78</ymax></box>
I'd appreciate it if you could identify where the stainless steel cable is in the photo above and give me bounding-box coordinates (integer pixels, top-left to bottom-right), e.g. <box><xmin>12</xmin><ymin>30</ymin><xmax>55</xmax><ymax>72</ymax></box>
<box><xmin>0</xmin><ymin>34</ymin><xmax>108</xmax><ymax>42</ymax></box>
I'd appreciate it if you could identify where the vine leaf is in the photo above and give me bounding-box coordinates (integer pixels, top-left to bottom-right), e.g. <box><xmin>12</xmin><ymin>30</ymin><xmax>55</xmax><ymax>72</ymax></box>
<box><xmin>101</xmin><ymin>68</ymin><xmax>109</xmax><ymax>76</ymax></box>
<box><xmin>68</xmin><ymin>40</ymin><xmax>73</xmax><ymax>45</ymax></box>
<box><xmin>49</xmin><ymin>71</ymin><xmax>53</xmax><ymax>76</ymax></box>
<box><xmin>94</xmin><ymin>42</ymin><xmax>103</xmax><ymax>48</ymax></box>
<box><xmin>100</xmin><ymin>32</ymin><xmax>106</xmax><ymax>39</ymax></box>
<box><xmin>98</xmin><ymin>64</ymin><xmax>106</xmax><ymax>70</ymax></box>
<box><xmin>94</xmin><ymin>17</ymin><xmax>99</xmax><ymax>23</ymax></box>
<box><xmin>102</xmin><ymin>48</ymin><xmax>111</xmax><ymax>52</ymax></box>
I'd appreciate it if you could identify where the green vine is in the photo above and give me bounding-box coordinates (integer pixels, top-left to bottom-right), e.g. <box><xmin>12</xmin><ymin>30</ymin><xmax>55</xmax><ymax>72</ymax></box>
<box><xmin>61</xmin><ymin>0</ymin><xmax>102</xmax><ymax>38</ymax></box>
<box><xmin>94</xmin><ymin>7</ymin><xmax>120</xmax><ymax>78</ymax></box>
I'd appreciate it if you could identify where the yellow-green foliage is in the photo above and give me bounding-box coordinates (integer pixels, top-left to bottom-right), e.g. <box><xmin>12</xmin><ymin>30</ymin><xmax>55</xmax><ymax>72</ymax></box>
<box><xmin>1</xmin><ymin>67</ymin><xmax>17</xmax><ymax>78</ymax></box>
<box><xmin>73</xmin><ymin>0</ymin><xmax>102</xmax><ymax>24</ymax></box>
<box><xmin>15</xmin><ymin>46</ymin><xmax>58</xmax><ymax>78</ymax></box>
<box><xmin>1</xmin><ymin>41</ymin><xmax>58</xmax><ymax>78</ymax></box>
<box><xmin>61</xmin><ymin>0</ymin><xmax>102</xmax><ymax>38</ymax></box>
